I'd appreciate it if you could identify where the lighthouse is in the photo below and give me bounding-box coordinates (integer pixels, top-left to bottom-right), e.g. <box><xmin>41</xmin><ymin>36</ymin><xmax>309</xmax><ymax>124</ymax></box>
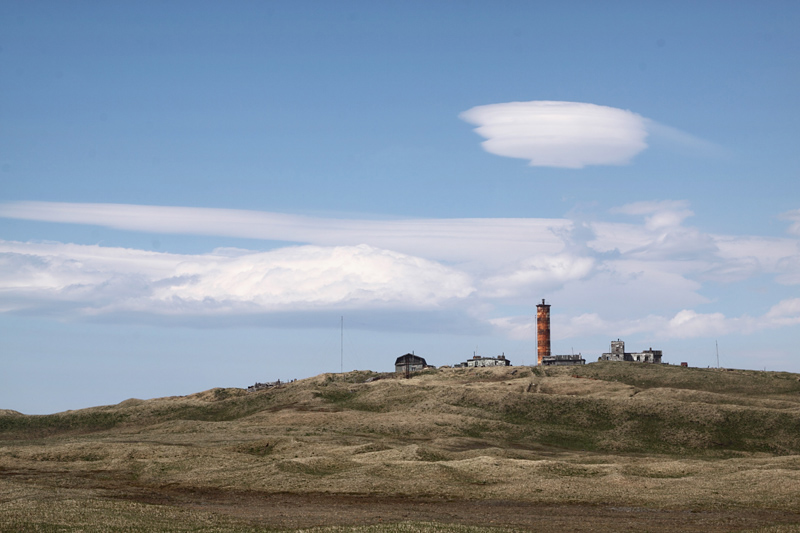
<box><xmin>536</xmin><ymin>299</ymin><xmax>551</xmax><ymax>366</ymax></box>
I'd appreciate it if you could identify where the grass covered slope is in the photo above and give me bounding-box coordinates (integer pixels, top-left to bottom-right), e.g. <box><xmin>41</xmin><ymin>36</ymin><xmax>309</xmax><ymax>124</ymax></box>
<box><xmin>4</xmin><ymin>363</ymin><xmax>800</xmax><ymax>455</ymax></box>
<box><xmin>2</xmin><ymin>363</ymin><xmax>800</xmax><ymax>530</ymax></box>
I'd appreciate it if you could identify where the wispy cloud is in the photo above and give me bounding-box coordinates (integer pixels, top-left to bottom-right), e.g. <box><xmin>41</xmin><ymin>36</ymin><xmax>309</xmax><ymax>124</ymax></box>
<box><xmin>610</xmin><ymin>200</ymin><xmax>694</xmax><ymax>230</ymax></box>
<box><xmin>460</xmin><ymin>101</ymin><xmax>649</xmax><ymax>168</ymax></box>
<box><xmin>779</xmin><ymin>208</ymin><xmax>800</xmax><ymax>236</ymax></box>
<box><xmin>644</xmin><ymin>120</ymin><xmax>728</xmax><ymax>158</ymax></box>
<box><xmin>0</xmin><ymin>202</ymin><xmax>568</xmax><ymax>267</ymax></box>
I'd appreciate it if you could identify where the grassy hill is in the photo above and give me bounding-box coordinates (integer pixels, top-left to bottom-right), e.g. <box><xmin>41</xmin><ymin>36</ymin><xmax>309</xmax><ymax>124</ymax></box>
<box><xmin>2</xmin><ymin>363</ymin><xmax>800</xmax><ymax>531</ymax></box>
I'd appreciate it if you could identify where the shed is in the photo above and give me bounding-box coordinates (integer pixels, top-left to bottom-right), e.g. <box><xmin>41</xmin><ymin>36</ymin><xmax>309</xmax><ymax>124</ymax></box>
<box><xmin>395</xmin><ymin>353</ymin><xmax>427</xmax><ymax>374</ymax></box>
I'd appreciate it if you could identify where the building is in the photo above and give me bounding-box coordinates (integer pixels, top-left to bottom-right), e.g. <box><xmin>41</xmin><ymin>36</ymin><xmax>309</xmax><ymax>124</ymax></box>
<box><xmin>599</xmin><ymin>340</ymin><xmax>662</xmax><ymax>364</ymax></box>
<box><xmin>541</xmin><ymin>354</ymin><xmax>586</xmax><ymax>366</ymax></box>
<box><xmin>395</xmin><ymin>353</ymin><xmax>428</xmax><ymax>374</ymax></box>
<box><xmin>460</xmin><ymin>353</ymin><xmax>511</xmax><ymax>368</ymax></box>
<box><xmin>536</xmin><ymin>299</ymin><xmax>551</xmax><ymax>365</ymax></box>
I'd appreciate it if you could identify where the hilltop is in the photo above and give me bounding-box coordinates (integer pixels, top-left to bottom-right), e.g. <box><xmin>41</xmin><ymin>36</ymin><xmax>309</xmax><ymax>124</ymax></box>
<box><xmin>2</xmin><ymin>363</ymin><xmax>800</xmax><ymax>532</ymax></box>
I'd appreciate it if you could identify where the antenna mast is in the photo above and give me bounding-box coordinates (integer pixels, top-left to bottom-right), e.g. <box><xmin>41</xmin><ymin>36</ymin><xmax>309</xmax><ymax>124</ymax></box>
<box><xmin>340</xmin><ymin>316</ymin><xmax>344</xmax><ymax>374</ymax></box>
<box><xmin>716</xmin><ymin>340</ymin><xmax>719</xmax><ymax>369</ymax></box>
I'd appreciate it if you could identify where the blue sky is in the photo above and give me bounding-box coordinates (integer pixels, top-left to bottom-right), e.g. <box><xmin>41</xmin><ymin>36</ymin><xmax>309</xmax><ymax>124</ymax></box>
<box><xmin>2</xmin><ymin>1</ymin><xmax>799</xmax><ymax>414</ymax></box>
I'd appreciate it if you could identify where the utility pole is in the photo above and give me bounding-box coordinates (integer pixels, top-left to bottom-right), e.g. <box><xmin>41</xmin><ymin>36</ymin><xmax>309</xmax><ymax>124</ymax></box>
<box><xmin>340</xmin><ymin>316</ymin><xmax>344</xmax><ymax>374</ymax></box>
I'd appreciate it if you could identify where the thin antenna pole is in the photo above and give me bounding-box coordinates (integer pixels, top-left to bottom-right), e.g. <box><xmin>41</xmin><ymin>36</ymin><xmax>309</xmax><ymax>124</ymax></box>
<box><xmin>340</xmin><ymin>316</ymin><xmax>344</xmax><ymax>374</ymax></box>
<box><xmin>716</xmin><ymin>340</ymin><xmax>719</xmax><ymax>369</ymax></box>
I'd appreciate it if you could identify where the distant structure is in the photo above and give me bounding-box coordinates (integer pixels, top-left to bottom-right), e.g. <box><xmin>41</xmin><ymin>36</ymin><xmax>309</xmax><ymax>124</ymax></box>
<box><xmin>395</xmin><ymin>353</ymin><xmax>428</xmax><ymax>374</ymax></box>
<box><xmin>536</xmin><ymin>299</ymin><xmax>551</xmax><ymax>366</ymax></box>
<box><xmin>457</xmin><ymin>353</ymin><xmax>511</xmax><ymax>368</ymax></box>
<box><xmin>541</xmin><ymin>354</ymin><xmax>585</xmax><ymax>366</ymax></box>
<box><xmin>536</xmin><ymin>299</ymin><xmax>584</xmax><ymax>366</ymax></box>
<box><xmin>247</xmin><ymin>380</ymin><xmax>283</xmax><ymax>392</ymax></box>
<box><xmin>599</xmin><ymin>340</ymin><xmax>662</xmax><ymax>364</ymax></box>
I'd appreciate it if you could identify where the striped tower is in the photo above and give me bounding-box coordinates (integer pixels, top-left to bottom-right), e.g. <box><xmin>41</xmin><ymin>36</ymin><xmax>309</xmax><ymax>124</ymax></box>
<box><xmin>536</xmin><ymin>299</ymin><xmax>551</xmax><ymax>365</ymax></box>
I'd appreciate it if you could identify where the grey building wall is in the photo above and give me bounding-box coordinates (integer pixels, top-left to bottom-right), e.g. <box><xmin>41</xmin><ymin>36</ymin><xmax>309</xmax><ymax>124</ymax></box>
<box><xmin>541</xmin><ymin>354</ymin><xmax>585</xmax><ymax>366</ymax></box>
<box><xmin>463</xmin><ymin>354</ymin><xmax>511</xmax><ymax>367</ymax></box>
<box><xmin>395</xmin><ymin>353</ymin><xmax>428</xmax><ymax>374</ymax></box>
<box><xmin>599</xmin><ymin>340</ymin><xmax>662</xmax><ymax>363</ymax></box>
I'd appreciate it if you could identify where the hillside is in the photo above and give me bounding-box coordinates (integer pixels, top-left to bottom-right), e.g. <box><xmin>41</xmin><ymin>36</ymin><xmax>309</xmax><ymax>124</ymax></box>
<box><xmin>2</xmin><ymin>363</ymin><xmax>800</xmax><ymax>532</ymax></box>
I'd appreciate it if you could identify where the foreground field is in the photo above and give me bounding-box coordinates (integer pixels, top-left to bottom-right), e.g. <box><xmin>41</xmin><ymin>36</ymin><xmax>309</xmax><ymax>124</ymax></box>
<box><xmin>2</xmin><ymin>363</ymin><xmax>800</xmax><ymax>531</ymax></box>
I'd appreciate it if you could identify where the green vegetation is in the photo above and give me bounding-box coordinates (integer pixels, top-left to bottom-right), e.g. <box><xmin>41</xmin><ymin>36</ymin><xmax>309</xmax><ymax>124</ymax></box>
<box><xmin>0</xmin><ymin>410</ymin><xmax>129</xmax><ymax>439</ymax></box>
<box><xmin>567</xmin><ymin>362</ymin><xmax>800</xmax><ymax>396</ymax></box>
<box><xmin>4</xmin><ymin>363</ymin><xmax>800</xmax><ymax>455</ymax></box>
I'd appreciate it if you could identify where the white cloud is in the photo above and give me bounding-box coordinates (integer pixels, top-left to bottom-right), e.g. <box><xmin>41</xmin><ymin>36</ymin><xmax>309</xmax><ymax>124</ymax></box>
<box><xmin>485</xmin><ymin>201</ymin><xmax>800</xmax><ymax>342</ymax></box>
<box><xmin>610</xmin><ymin>200</ymin><xmax>694</xmax><ymax>230</ymax></box>
<box><xmin>764</xmin><ymin>298</ymin><xmax>800</xmax><ymax>327</ymax></box>
<box><xmin>459</xmin><ymin>101</ymin><xmax>649</xmax><ymax>168</ymax></box>
<box><xmin>599</xmin><ymin>201</ymin><xmax>720</xmax><ymax>262</ymax></box>
<box><xmin>0</xmin><ymin>202</ymin><xmax>568</xmax><ymax>268</ymax></box>
<box><xmin>713</xmin><ymin>235</ymin><xmax>800</xmax><ymax>275</ymax></box>
<box><xmin>1</xmin><ymin>201</ymin><xmax>799</xmax><ymax>341</ymax></box>
<box><xmin>665</xmin><ymin>309</ymin><xmax>745</xmax><ymax>338</ymax></box>
<box><xmin>0</xmin><ymin>241</ymin><xmax>475</xmax><ymax>316</ymax></box>
<box><xmin>156</xmin><ymin>244</ymin><xmax>474</xmax><ymax>311</ymax></box>
<box><xmin>490</xmin><ymin>312</ymin><xmax>667</xmax><ymax>341</ymax></box>
<box><xmin>491</xmin><ymin>302</ymin><xmax>800</xmax><ymax>342</ymax></box>
<box><xmin>551</xmin><ymin>259</ymin><xmax>709</xmax><ymax>315</ymax></box>
<box><xmin>481</xmin><ymin>253</ymin><xmax>595</xmax><ymax>298</ymax></box>
<box><xmin>775</xmin><ymin>255</ymin><xmax>800</xmax><ymax>285</ymax></box>
<box><xmin>594</xmin><ymin>201</ymin><xmax>800</xmax><ymax>278</ymax></box>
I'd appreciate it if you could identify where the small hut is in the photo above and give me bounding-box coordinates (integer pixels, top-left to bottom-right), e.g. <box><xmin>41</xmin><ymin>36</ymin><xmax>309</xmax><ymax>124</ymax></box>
<box><xmin>395</xmin><ymin>353</ymin><xmax>427</xmax><ymax>375</ymax></box>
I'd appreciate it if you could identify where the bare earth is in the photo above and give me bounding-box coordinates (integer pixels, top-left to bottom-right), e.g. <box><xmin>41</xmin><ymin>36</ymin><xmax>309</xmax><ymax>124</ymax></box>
<box><xmin>106</xmin><ymin>490</ymin><xmax>800</xmax><ymax>532</ymax></box>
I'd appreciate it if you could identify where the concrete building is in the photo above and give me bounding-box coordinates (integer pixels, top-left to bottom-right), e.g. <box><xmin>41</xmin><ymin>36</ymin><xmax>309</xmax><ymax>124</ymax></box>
<box><xmin>458</xmin><ymin>354</ymin><xmax>511</xmax><ymax>368</ymax></box>
<box><xmin>468</xmin><ymin>354</ymin><xmax>511</xmax><ymax>367</ymax></box>
<box><xmin>599</xmin><ymin>340</ymin><xmax>662</xmax><ymax>363</ymax></box>
<box><xmin>395</xmin><ymin>353</ymin><xmax>428</xmax><ymax>374</ymax></box>
<box><xmin>541</xmin><ymin>354</ymin><xmax>586</xmax><ymax>366</ymax></box>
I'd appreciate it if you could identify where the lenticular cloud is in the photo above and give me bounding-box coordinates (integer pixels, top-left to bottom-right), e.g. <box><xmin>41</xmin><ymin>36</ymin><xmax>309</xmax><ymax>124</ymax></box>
<box><xmin>460</xmin><ymin>101</ymin><xmax>649</xmax><ymax>168</ymax></box>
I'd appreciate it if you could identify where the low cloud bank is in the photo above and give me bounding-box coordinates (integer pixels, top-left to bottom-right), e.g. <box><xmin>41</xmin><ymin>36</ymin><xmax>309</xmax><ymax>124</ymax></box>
<box><xmin>491</xmin><ymin>299</ymin><xmax>800</xmax><ymax>341</ymax></box>
<box><xmin>1</xmin><ymin>200</ymin><xmax>799</xmax><ymax>341</ymax></box>
<box><xmin>0</xmin><ymin>242</ymin><xmax>474</xmax><ymax>316</ymax></box>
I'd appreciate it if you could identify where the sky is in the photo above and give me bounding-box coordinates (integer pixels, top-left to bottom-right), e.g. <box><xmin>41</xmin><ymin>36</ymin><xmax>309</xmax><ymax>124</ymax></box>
<box><xmin>1</xmin><ymin>1</ymin><xmax>799</xmax><ymax>414</ymax></box>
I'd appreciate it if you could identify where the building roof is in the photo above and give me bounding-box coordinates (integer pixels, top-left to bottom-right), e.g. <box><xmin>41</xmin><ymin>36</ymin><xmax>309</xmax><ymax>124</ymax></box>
<box><xmin>394</xmin><ymin>353</ymin><xmax>427</xmax><ymax>366</ymax></box>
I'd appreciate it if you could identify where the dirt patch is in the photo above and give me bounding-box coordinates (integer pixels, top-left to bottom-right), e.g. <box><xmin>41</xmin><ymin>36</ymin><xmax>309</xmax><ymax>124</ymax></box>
<box><xmin>110</xmin><ymin>488</ymin><xmax>800</xmax><ymax>532</ymax></box>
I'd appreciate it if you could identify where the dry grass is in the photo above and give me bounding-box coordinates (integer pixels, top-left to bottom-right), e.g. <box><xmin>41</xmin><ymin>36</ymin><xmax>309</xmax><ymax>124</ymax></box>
<box><xmin>2</xmin><ymin>363</ymin><xmax>800</xmax><ymax>531</ymax></box>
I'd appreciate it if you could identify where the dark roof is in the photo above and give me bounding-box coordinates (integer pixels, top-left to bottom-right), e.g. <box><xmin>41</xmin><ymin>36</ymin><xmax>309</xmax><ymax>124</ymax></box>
<box><xmin>394</xmin><ymin>353</ymin><xmax>427</xmax><ymax>366</ymax></box>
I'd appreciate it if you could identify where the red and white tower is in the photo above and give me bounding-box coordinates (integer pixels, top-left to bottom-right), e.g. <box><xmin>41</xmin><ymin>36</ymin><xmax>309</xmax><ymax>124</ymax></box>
<box><xmin>536</xmin><ymin>299</ymin><xmax>551</xmax><ymax>365</ymax></box>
